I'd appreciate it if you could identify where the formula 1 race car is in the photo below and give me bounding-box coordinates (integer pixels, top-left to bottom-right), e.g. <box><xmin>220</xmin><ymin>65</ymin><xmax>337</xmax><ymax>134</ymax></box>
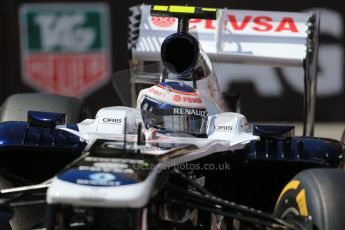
<box><xmin>1</xmin><ymin>5</ymin><xmax>345</xmax><ymax>230</ymax></box>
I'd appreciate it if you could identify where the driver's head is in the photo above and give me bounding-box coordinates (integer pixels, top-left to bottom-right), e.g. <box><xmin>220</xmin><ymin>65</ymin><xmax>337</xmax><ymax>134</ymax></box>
<box><xmin>138</xmin><ymin>81</ymin><xmax>208</xmax><ymax>137</ymax></box>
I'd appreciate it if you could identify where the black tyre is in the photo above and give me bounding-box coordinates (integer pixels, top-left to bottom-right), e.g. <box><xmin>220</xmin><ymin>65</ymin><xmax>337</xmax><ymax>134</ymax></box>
<box><xmin>274</xmin><ymin>169</ymin><xmax>345</xmax><ymax>230</ymax></box>
<box><xmin>0</xmin><ymin>93</ymin><xmax>89</xmax><ymax>123</ymax></box>
<box><xmin>341</xmin><ymin>128</ymin><xmax>345</xmax><ymax>143</ymax></box>
<box><xmin>0</xmin><ymin>205</ymin><xmax>13</xmax><ymax>230</ymax></box>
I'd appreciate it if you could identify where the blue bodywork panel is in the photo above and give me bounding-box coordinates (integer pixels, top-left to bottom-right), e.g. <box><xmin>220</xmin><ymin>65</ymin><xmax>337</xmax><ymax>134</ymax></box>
<box><xmin>58</xmin><ymin>169</ymin><xmax>138</xmax><ymax>187</ymax></box>
<box><xmin>245</xmin><ymin>137</ymin><xmax>343</xmax><ymax>167</ymax></box>
<box><xmin>0</xmin><ymin>112</ymin><xmax>85</xmax><ymax>183</ymax></box>
<box><xmin>0</xmin><ymin>121</ymin><xmax>83</xmax><ymax>150</ymax></box>
<box><xmin>253</xmin><ymin>125</ymin><xmax>295</xmax><ymax>138</ymax></box>
<box><xmin>245</xmin><ymin>125</ymin><xmax>344</xmax><ymax>167</ymax></box>
<box><xmin>0</xmin><ymin>114</ymin><xmax>343</xmax><ymax>183</ymax></box>
<box><xmin>28</xmin><ymin>111</ymin><xmax>66</xmax><ymax>128</ymax></box>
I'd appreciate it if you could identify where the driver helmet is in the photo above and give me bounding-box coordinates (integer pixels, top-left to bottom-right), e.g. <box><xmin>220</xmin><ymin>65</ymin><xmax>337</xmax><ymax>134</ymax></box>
<box><xmin>138</xmin><ymin>81</ymin><xmax>208</xmax><ymax>137</ymax></box>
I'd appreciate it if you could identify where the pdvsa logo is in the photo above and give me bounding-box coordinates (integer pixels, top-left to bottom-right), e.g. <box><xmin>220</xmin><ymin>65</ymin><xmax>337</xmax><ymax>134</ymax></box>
<box><xmin>102</xmin><ymin>118</ymin><xmax>122</xmax><ymax>124</ymax></box>
<box><xmin>173</xmin><ymin>95</ymin><xmax>181</xmax><ymax>102</ymax></box>
<box><xmin>151</xmin><ymin>16</ymin><xmax>176</xmax><ymax>27</ymax></box>
<box><xmin>150</xmin><ymin>14</ymin><xmax>300</xmax><ymax>34</ymax></box>
<box><xmin>183</xmin><ymin>97</ymin><xmax>202</xmax><ymax>104</ymax></box>
<box><xmin>172</xmin><ymin>95</ymin><xmax>202</xmax><ymax>103</ymax></box>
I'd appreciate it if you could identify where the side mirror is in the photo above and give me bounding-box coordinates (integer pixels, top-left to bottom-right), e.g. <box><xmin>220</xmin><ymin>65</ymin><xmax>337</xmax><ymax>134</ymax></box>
<box><xmin>28</xmin><ymin>111</ymin><xmax>66</xmax><ymax>128</ymax></box>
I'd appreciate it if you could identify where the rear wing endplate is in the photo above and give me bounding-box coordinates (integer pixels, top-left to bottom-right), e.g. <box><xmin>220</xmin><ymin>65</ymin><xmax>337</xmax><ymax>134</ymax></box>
<box><xmin>127</xmin><ymin>5</ymin><xmax>319</xmax><ymax>136</ymax></box>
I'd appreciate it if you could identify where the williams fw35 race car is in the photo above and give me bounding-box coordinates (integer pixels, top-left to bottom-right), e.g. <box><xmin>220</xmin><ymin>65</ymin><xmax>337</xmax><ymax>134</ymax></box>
<box><xmin>0</xmin><ymin>5</ymin><xmax>345</xmax><ymax>230</ymax></box>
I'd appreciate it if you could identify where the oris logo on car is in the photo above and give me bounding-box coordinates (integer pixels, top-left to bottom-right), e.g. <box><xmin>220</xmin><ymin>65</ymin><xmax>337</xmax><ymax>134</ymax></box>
<box><xmin>102</xmin><ymin>118</ymin><xmax>122</xmax><ymax>124</ymax></box>
<box><xmin>214</xmin><ymin>126</ymin><xmax>233</xmax><ymax>132</ymax></box>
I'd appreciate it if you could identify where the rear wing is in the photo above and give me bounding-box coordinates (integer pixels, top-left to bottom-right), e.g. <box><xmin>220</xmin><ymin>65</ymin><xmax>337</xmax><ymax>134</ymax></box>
<box><xmin>127</xmin><ymin>5</ymin><xmax>319</xmax><ymax>136</ymax></box>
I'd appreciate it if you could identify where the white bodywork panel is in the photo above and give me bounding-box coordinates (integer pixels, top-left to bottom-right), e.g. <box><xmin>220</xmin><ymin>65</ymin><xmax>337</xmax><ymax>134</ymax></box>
<box><xmin>208</xmin><ymin>112</ymin><xmax>253</xmax><ymax>143</ymax></box>
<box><xmin>64</xmin><ymin>106</ymin><xmax>139</xmax><ymax>136</ymax></box>
<box><xmin>49</xmin><ymin>106</ymin><xmax>259</xmax><ymax>208</ymax></box>
<box><xmin>132</xmin><ymin>5</ymin><xmax>312</xmax><ymax>67</ymax></box>
<box><xmin>47</xmin><ymin>138</ymin><xmax>251</xmax><ymax>208</ymax></box>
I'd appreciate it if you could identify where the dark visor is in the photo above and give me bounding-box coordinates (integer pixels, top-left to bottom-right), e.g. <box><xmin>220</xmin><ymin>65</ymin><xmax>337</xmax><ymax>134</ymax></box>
<box><xmin>141</xmin><ymin>100</ymin><xmax>207</xmax><ymax>135</ymax></box>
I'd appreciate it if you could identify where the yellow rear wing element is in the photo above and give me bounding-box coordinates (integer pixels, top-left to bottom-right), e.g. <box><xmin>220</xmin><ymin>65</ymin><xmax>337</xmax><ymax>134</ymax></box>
<box><xmin>151</xmin><ymin>5</ymin><xmax>219</xmax><ymax>20</ymax></box>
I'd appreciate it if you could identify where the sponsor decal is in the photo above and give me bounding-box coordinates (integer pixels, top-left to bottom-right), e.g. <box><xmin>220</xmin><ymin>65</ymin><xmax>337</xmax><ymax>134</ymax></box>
<box><xmin>94</xmin><ymin>162</ymin><xmax>129</xmax><ymax>170</ymax></box>
<box><xmin>296</xmin><ymin>189</ymin><xmax>308</xmax><ymax>216</ymax></box>
<box><xmin>77</xmin><ymin>173</ymin><xmax>120</xmax><ymax>186</ymax></box>
<box><xmin>216</xmin><ymin>9</ymin><xmax>344</xmax><ymax>99</ymax></box>
<box><xmin>148</xmin><ymin>87</ymin><xmax>166</xmax><ymax>98</ymax></box>
<box><xmin>151</xmin><ymin>16</ymin><xmax>176</xmax><ymax>27</ymax></box>
<box><xmin>89</xmin><ymin>172</ymin><xmax>115</xmax><ymax>182</ymax></box>
<box><xmin>85</xmin><ymin>157</ymin><xmax>144</xmax><ymax>164</ymax></box>
<box><xmin>214</xmin><ymin>126</ymin><xmax>233</xmax><ymax>132</ymax></box>
<box><xmin>102</xmin><ymin>118</ymin><xmax>122</xmax><ymax>124</ymax></box>
<box><xmin>59</xmin><ymin>169</ymin><xmax>138</xmax><ymax>187</ymax></box>
<box><xmin>151</xmin><ymin>13</ymin><xmax>299</xmax><ymax>33</ymax></box>
<box><xmin>182</xmin><ymin>96</ymin><xmax>202</xmax><ymax>104</ymax></box>
<box><xmin>227</xmin><ymin>15</ymin><xmax>298</xmax><ymax>33</ymax></box>
<box><xmin>78</xmin><ymin>165</ymin><xmax>134</xmax><ymax>174</ymax></box>
<box><xmin>173</xmin><ymin>94</ymin><xmax>181</xmax><ymax>102</ymax></box>
<box><xmin>189</xmin><ymin>18</ymin><xmax>216</xmax><ymax>29</ymax></box>
<box><xmin>173</xmin><ymin>108</ymin><xmax>206</xmax><ymax>117</ymax></box>
<box><xmin>19</xmin><ymin>3</ymin><xmax>111</xmax><ymax>97</ymax></box>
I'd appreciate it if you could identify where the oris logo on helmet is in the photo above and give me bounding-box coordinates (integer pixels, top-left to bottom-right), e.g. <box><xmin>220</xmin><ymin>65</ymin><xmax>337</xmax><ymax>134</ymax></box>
<box><xmin>102</xmin><ymin>118</ymin><xmax>122</xmax><ymax>124</ymax></box>
<box><xmin>151</xmin><ymin>16</ymin><xmax>176</xmax><ymax>27</ymax></box>
<box><xmin>214</xmin><ymin>126</ymin><xmax>233</xmax><ymax>132</ymax></box>
<box><xmin>173</xmin><ymin>108</ymin><xmax>206</xmax><ymax>117</ymax></box>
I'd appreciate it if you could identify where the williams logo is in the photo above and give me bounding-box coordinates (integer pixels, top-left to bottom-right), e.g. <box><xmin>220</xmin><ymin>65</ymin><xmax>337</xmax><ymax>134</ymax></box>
<box><xmin>19</xmin><ymin>3</ymin><xmax>111</xmax><ymax>97</ymax></box>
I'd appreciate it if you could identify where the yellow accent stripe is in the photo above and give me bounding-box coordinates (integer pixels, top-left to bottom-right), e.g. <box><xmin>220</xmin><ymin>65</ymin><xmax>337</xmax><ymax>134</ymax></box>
<box><xmin>202</xmin><ymin>8</ymin><xmax>217</xmax><ymax>12</ymax></box>
<box><xmin>296</xmin><ymin>189</ymin><xmax>309</xmax><ymax>216</ymax></box>
<box><xmin>275</xmin><ymin>180</ymin><xmax>300</xmax><ymax>209</ymax></box>
<box><xmin>153</xmin><ymin>5</ymin><xmax>168</xmax><ymax>11</ymax></box>
<box><xmin>169</xmin><ymin>6</ymin><xmax>195</xmax><ymax>14</ymax></box>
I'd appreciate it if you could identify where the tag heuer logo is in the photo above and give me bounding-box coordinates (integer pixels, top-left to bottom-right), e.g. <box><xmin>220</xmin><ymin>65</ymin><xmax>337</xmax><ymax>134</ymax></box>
<box><xmin>19</xmin><ymin>3</ymin><xmax>111</xmax><ymax>97</ymax></box>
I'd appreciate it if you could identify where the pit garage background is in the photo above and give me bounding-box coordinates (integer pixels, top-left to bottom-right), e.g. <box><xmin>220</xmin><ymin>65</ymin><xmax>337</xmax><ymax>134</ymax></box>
<box><xmin>0</xmin><ymin>0</ymin><xmax>344</xmax><ymax>135</ymax></box>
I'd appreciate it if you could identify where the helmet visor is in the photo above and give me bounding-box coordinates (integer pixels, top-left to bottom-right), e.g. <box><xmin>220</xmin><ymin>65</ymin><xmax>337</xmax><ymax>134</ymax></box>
<box><xmin>141</xmin><ymin>102</ymin><xmax>207</xmax><ymax>136</ymax></box>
